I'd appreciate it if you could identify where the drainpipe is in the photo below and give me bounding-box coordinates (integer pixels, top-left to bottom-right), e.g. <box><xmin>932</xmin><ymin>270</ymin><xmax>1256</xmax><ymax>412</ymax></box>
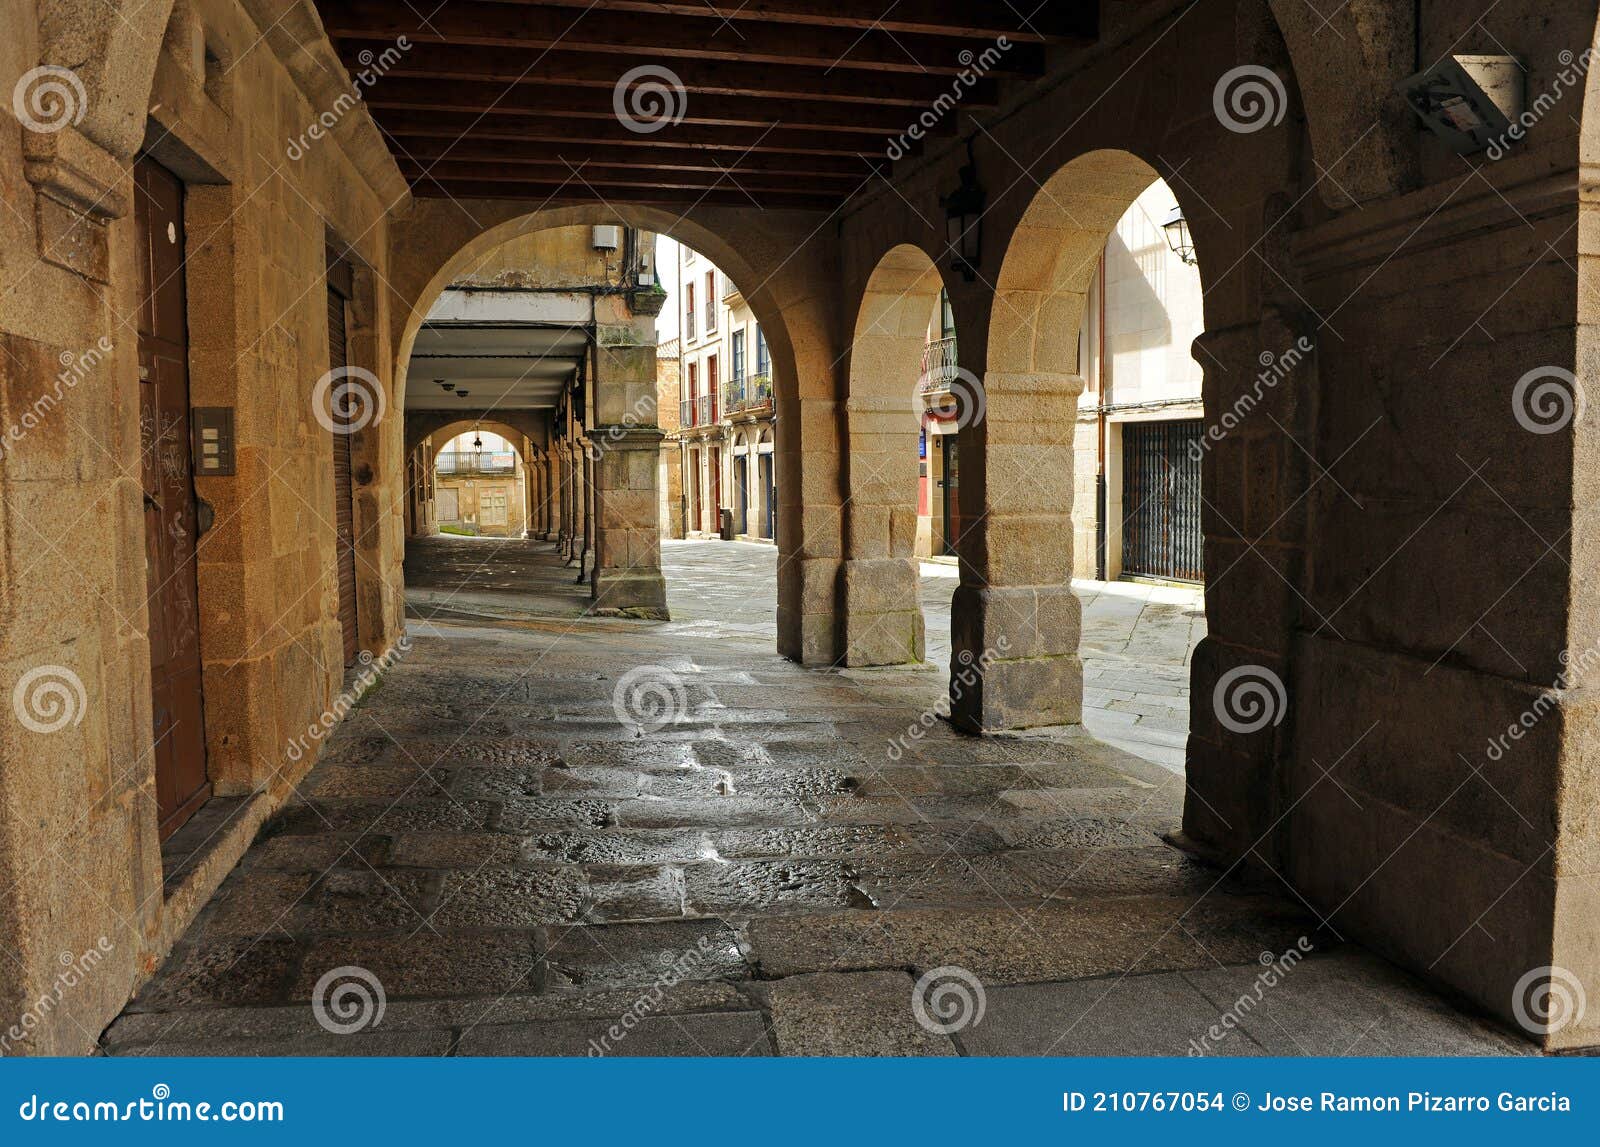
<box><xmin>1095</xmin><ymin>253</ymin><xmax>1110</xmax><ymax>583</ymax></box>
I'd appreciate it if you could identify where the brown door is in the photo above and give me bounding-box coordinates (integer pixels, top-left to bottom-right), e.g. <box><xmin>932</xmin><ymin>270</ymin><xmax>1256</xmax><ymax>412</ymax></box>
<box><xmin>327</xmin><ymin>252</ymin><xmax>359</xmax><ymax>667</ymax></box>
<box><xmin>135</xmin><ymin>157</ymin><xmax>211</xmax><ymax>840</ymax></box>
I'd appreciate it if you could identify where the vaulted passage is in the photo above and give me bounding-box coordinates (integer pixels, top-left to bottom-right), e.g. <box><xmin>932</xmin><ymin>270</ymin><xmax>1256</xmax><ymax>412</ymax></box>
<box><xmin>5</xmin><ymin>0</ymin><xmax>1600</xmax><ymax>1058</ymax></box>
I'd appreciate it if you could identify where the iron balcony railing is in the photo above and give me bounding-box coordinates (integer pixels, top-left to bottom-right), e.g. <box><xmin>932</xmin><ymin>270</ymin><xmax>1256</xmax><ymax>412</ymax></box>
<box><xmin>680</xmin><ymin>398</ymin><xmax>694</xmax><ymax>427</ymax></box>
<box><xmin>435</xmin><ymin>450</ymin><xmax>517</xmax><ymax>475</ymax></box>
<box><xmin>725</xmin><ymin>372</ymin><xmax>774</xmax><ymax>414</ymax></box>
<box><xmin>685</xmin><ymin>309</ymin><xmax>695</xmax><ymax>339</ymax></box>
<box><xmin>696</xmin><ymin>394</ymin><xmax>716</xmax><ymax>425</ymax></box>
<box><xmin>919</xmin><ymin>335</ymin><xmax>959</xmax><ymax>393</ymax></box>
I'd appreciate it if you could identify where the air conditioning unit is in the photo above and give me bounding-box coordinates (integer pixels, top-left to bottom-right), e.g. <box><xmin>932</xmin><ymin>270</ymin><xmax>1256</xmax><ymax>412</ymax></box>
<box><xmin>591</xmin><ymin>225</ymin><xmax>621</xmax><ymax>251</ymax></box>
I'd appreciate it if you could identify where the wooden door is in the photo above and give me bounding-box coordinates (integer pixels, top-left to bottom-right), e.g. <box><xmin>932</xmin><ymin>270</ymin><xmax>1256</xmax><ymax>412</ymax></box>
<box><xmin>327</xmin><ymin>254</ymin><xmax>359</xmax><ymax>666</ymax></box>
<box><xmin>135</xmin><ymin>156</ymin><xmax>210</xmax><ymax>840</ymax></box>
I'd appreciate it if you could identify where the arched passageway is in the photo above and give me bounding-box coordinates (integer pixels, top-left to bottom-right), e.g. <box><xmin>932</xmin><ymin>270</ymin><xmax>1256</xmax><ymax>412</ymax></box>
<box><xmin>8</xmin><ymin>0</ymin><xmax>1600</xmax><ymax>1060</ymax></box>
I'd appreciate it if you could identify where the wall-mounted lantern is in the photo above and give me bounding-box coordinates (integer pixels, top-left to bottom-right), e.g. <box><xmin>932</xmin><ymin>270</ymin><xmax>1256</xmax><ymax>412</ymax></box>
<box><xmin>1161</xmin><ymin>205</ymin><xmax>1197</xmax><ymax>266</ymax></box>
<box><xmin>941</xmin><ymin>152</ymin><xmax>985</xmax><ymax>283</ymax></box>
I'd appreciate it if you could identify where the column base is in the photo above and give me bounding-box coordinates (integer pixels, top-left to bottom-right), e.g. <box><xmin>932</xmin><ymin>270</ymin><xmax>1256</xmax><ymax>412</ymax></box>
<box><xmin>947</xmin><ymin>582</ymin><xmax>1083</xmax><ymax>732</ymax></box>
<box><xmin>591</xmin><ymin>568</ymin><xmax>669</xmax><ymax>620</ymax></box>
<box><xmin>839</xmin><ymin>557</ymin><xmax>924</xmax><ymax>666</ymax></box>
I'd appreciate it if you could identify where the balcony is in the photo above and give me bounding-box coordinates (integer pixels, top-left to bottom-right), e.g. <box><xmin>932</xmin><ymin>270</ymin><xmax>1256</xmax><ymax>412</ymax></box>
<box><xmin>725</xmin><ymin>372</ymin><xmax>774</xmax><ymax>414</ymax></box>
<box><xmin>680</xmin><ymin>398</ymin><xmax>694</xmax><ymax>427</ymax></box>
<box><xmin>685</xmin><ymin>310</ymin><xmax>695</xmax><ymax>340</ymax></box>
<box><xmin>696</xmin><ymin>394</ymin><xmax>717</xmax><ymax>425</ymax></box>
<box><xmin>919</xmin><ymin>335</ymin><xmax>959</xmax><ymax>393</ymax></box>
<box><xmin>435</xmin><ymin>450</ymin><xmax>518</xmax><ymax>476</ymax></box>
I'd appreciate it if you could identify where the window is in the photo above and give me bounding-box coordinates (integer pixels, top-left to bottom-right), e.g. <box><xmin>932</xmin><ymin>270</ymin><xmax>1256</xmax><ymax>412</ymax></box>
<box><xmin>940</xmin><ymin>289</ymin><xmax>956</xmax><ymax>339</ymax></box>
<box><xmin>755</xmin><ymin>325</ymin><xmax>769</xmax><ymax>376</ymax></box>
<box><xmin>732</xmin><ymin>329</ymin><xmax>746</xmax><ymax>382</ymax></box>
<box><xmin>704</xmin><ymin>272</ymin><xmax>718</xmax><ymax>332</ymax></box>
<box><xmin>707</xmin><ymin>355</ymin><xmax>718</xmax><ymax>421</ymax></box>
<box><xmin>685</xmin><ymin>281</ymin><xmax>695</xmax><ymax>339</ymax></box>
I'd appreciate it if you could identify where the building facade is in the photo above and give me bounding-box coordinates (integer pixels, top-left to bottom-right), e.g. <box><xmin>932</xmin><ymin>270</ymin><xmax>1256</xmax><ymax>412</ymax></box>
<box><xmin>432</xmin><ymin>431</ymin><xmax>528</xmax><ymax>538</ymax></box>
<box><xmin>673</xmin><ymin>245</ymin><xmax>776</xmax><ymax>542</ymax></box>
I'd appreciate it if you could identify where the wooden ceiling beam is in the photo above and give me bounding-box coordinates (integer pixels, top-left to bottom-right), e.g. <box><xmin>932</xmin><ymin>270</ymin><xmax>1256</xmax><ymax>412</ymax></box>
<box><xmin>364</xmin><ymin>77</ymin><xmax>939</xmax><ymax>136</ymax></box>
<box><xmin>333</xmin><ymin>40</ymin><xmax>1000</xmax><ymax>109</ymax></box>
<box><xmin>406</xmin><ymin>159</ymin><xmax>870</xmax><ymax>194</ymax></box>
<box><xmin>317</xmin><ymin>0</ymin><xmax>1045</xmax><ymax>76</ymax></box>
<box><xmin>406</xmin><ymin>178</ymin><xmax>843</xmax><ymax>210</ymax></box>
<box><xmin>389</xmin><ymin>138</ymin><xmax>883</xmax><ymax>179</ymax></box>
<box><xmin>370</xmin><ymin>109</ymin><xmax>903</xmax><ymax>158</ymax></box>
<box><xmin>469</xmin><ymin>0</ymin><xmax>1098</xmax><ymax>43</ymax></box>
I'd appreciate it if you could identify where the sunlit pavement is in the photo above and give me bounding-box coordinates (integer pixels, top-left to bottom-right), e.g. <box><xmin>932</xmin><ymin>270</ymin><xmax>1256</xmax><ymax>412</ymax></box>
<box><xmin>102</xmin><ymin>537</ymin><xmax>1530</xmax><ymax>1057</ymax></box>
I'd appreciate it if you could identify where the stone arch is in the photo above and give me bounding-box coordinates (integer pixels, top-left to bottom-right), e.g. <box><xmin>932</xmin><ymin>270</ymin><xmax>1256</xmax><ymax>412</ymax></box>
<box><xmin>837</xmin><ymin>242</ymin><xmax>950</xmax><ymax>666</ymax></box>
<box><xmin>952</xmin><ymin>148</ymin><xmax>1215</xmax><ymax>731</ymax></box>
<box><xmin>387</xmin><ymin>199</ymin><xmax>844</xmax><ymax>660</ymax></box>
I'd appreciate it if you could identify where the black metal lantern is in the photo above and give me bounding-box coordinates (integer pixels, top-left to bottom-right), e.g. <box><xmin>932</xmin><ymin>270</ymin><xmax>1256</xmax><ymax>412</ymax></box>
<box><xmin>942</xmin><ymin>153</ymin><xmax>985</xmax><ymax>283</ymax></box>
<box><xmin>1160</xmin><ymin>205</ymin><xmax>1197</xmax><ymax>266</ymax></box>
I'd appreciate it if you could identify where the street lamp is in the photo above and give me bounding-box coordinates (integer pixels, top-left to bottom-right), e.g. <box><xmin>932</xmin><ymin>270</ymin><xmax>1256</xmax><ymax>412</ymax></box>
<box><xmin>942</xmin><ymin>151</ymin><xmax>985</xmax><ymax>283</ymax></box>
<box><xmin>1161</xmin><ymin>205</ymin><xmax>1197</xmax><ymax>266</ymax></box>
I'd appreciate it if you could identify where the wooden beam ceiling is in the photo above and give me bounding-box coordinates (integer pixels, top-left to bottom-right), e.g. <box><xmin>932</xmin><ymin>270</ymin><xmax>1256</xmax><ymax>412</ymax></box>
<box><xmin>314</xmin><ymin>0</ymin><xmax>1100</xmax><ymax>208</ymax></box>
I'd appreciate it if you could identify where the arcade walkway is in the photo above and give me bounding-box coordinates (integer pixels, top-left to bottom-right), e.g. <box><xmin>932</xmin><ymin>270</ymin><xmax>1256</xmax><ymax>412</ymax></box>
<box><xmin>100</xmin><ymin>541</ymin><xmax>1527</xmax><ymax>1056</ymax></box>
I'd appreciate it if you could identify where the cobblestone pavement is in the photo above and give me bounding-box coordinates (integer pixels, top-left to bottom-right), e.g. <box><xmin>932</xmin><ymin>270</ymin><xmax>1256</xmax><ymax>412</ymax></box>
<box><xmin>102</xmin><ymin>538</ymin><xmax>1531</xmax><ymax>1056</ymax></box>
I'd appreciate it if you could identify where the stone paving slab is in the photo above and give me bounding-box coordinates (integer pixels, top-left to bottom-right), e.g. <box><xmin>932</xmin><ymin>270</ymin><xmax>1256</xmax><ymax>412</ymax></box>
<box><xmin>959</xmin><ymin>972</ymin><xmax>1270</xmax><ymax>1056</ymax></box>
<box><xmin>1183</xmin><ymin>949</ymin><xmax>1534</xmax><ymax>1056</ymax></box>
<box><xmin>542</xmin><ymin>920</ymin><xmax>747</xmax><ymax>990</ymax></box>
<box><xmin>760</xmin><ymin>971</ymin><xmax>958</xmax><ymax>1056</ymax></box>
<box><xmin>104</xmin><ymin>540</ymin><xmax>1533</xmax><ymax>1058</ymax></box>
<box><xmin>455</xmin><ymin>1011</ymin><xmax>773</xmax><ymax>1056</ymax></box>
<box><xmin>743</xmin><ymin>896</ymin><xmax>1320</xmax><ymax>984</ymax></box>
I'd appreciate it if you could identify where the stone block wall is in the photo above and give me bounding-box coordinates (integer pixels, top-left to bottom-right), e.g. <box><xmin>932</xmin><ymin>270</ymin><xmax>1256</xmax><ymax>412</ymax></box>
<box><xmin>0</xmin><ymin>0</ymin><xmax>408</xmax><ymax>1053</ymax></box>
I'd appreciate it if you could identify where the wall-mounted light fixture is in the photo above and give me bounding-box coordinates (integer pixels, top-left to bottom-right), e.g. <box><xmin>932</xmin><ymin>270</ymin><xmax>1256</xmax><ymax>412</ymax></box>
<box><xmin>941</xmin><ymin>146</ymin><xmax>985</xmax><ymax>283</ymax></box>
<box><xmin>1160</xmin><ymin>205</ymin><xmax>1197</xmax><ymax>266</ymax></box>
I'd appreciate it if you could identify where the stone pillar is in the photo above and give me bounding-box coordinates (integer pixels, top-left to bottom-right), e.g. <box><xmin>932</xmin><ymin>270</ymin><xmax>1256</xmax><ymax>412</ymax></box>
<box><xmin>947</xmin><ymin>372</ymin><xmax>1084</xmax><ymax>731</ymax></box>
<box><xmin>537</xmin><ymin>454</ymin><xmax>553</xmax><ymax>539</ymax></box>
<box><xmin>839</xmin><ymin>394</ymin><xmax>924</xmax><ymax>665</ymax></box>
<box><xmin>578</xmin><ymin>300</ymin><xmax>668</xmax><ymax>617</ymax></box>
<box><xmin>566</xmin><ymin>440</ymin><xmax>586</xmax><ymax>565</ymax></box>
<box><xmin>522</xmin><ymin>455</ymin><xmax>539</xmax><ymax>539</ymax></box>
